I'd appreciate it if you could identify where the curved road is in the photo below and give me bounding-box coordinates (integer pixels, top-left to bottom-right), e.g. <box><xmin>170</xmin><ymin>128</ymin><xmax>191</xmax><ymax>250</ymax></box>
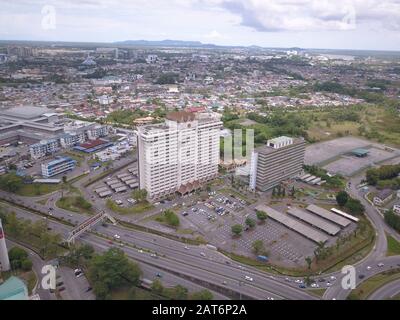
<box><xmin>368</xmin><ymin>279</ymin><xmax>400</xmax><ymax>300</ymax></box>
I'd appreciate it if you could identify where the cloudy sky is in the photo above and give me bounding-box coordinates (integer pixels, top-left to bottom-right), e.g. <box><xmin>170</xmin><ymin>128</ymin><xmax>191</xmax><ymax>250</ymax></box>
<box><xmin>1</xmin><ymin>0</ymin><xmax>400</xmax><ymax>50</ymax></box>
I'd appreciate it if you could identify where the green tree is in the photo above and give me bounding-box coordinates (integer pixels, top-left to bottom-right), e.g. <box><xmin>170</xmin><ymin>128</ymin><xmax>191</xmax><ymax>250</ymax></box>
<box><xmin>252</xmin><ymin>240</ymin><xmax>265</xmax><ymax>255</ymax></box>
<box><xmin>190</xmin><ymin>289</ymin><xmax>213</xmax><ymax>300</ymax></box>
<box><xmin>87</xmin><ymin>248</ymin><xmax>142</xmax><ymax>300</ymax></box>
<box><xmin>8</xmin><ymin>247</ymin><xmax>28</xmax><ymax>269</ymax></box>
<box><xmin>164</xmin><ymin>210</ymin><xmax>180</xmax><ymax>227</ymax></box>
<box><xmin>21</xmin><ymin>259</ymin><xmax>33</xmax><ymax>271</ymax></box>
<box><xmin>0</xmin><ymin>173</ymin><xmax>23</xmax><ymax>193</ymax></box>
<box><xmin>245</xmin><ymin>217</ymin><xmax>256</xmax><ymax>229</ymax></box>
<box><xmin>132</xmin><ymin>189</ymin><xmax>148</xmax><ymax>202</ymax></box>
<box><xmin>345</xmin><ymin>198</ymin><xmax>365</xmax><ymax>215</ymax></box>
<box><xmin>290</xmin><ymin>186</ymin><xmax>296</xmax><ymax>197</ymax></box>
<box><xmin>231</xmin><ymin>224</ymin><xmax>243</xmax><ymax>236</ymax></box>
<box><xmin>169</xmin><ymin>285</ymin><xmax>188</xmax><ymax>300</ymax></box>
<box><xmin>151</xmin><ymin>279</ymin><xmax>164</xmax><ymax>295</ymax></box>
<box><xmin>336</xmin><ymin>191</ymin><xmax>349</xmax><ymax>207</ymax></box>
<box><xmin>305</xmin><ymin>256</ymin><xmax>312</xmax><ymax>270</ymax></box>
<box><xmin>256</xmin><ymin>210</ymin><xmax>268</xmax><ymax>223</ymax></box>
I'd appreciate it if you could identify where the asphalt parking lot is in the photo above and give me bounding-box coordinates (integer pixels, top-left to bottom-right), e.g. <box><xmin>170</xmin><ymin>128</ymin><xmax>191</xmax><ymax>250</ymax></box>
<box><xmin>57</xmin><ymin>267</ymin><xmax>95</xmax><ymax>300</ymax></box>
<box><xmin>323</xmin><ymin>147</ymin><xmax>397</xmax><ymax>176</ymax></box>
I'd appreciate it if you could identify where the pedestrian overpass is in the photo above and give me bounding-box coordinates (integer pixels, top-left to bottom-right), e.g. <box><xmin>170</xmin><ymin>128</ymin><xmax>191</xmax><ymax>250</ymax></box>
<box><xmin>66</xmin><ymin>211</ymin><xmax>116</xmax><ymax>245</ymax></box>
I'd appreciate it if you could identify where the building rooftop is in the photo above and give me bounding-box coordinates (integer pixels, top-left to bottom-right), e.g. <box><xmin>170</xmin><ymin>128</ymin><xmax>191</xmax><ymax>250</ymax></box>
<box><xmin>255</xmin><ymin>205</ymin><xmax>328</xmax><ymax>243</ymax></box>
<box><xmin>0</xmin><ymin>276</ymin><xmax>28</xmax><ymax>300</ymax></box>
<box><xmin>306</xmin><ymin>204</ymin><xmax>351</xmax><ymax>228</ymax></box>
<box><xmin>45</xmin><ymin>156</ymin><xmax>75</xmax><ymax>167</ymax></box>
<box><xmin>255</xmin><ymin>137</ymin><xmax>304</xmax><ymax>154</ymax></box>
<box><xmin>376</xmin><ymin>189</ymin><xmax>393</xmax><ymax>200</ymax></box>
<box><xmin>351</xmin><ymin>148</ymin><xmax>369</xmax><ymax>157</ymax></box>
<box><xmin>166</xmin><ymin>111</ymin><xmax>196</xmax><ymax>123</ymax></box>
<box><xmin>2</xmin><ymin>106</ymin><xmax>51</xmax><ymax>120</ymax></box>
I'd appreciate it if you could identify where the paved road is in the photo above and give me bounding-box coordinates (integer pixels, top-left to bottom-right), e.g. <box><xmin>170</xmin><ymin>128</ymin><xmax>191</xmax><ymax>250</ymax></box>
<box><xmin>323</xmin><ymin>171</ymin><xmax>400</xmax><ymax>300</ymax></box>
<box><xmin>5</xmin><ymin>239</ymin><xmax>56</xmax><ymax>300</ymax></box>
<box><xmin>2</xmin><ymin>200</ymin><xmax>316</xmax><ymax>300</ymax></box>
<box><xmin>368</xmin><ymin>279</ymin><xmax>400</xmax><ymax>300</ymax></box>
<box><xmin>3</xmin><ymin>155</ymin><xmax>400</xmax><ymax>300</ymax></box>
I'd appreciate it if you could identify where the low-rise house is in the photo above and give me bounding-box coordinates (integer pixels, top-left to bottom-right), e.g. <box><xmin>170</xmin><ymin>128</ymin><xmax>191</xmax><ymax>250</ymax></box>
<box><xmin>373</xmin><ymin>189</ymin><xmax>393</xmax><ymax>206</ymax></box>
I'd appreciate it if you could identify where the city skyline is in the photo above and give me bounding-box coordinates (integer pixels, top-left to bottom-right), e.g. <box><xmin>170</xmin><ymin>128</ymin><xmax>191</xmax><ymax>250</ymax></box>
<box><xmin>1</xmin><ymin>0</ymin><xmax>400</xmax><ymax>51</ymax></box>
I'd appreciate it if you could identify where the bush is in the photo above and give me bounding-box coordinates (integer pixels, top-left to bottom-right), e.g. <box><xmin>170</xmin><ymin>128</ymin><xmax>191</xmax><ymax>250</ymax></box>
<box><xmin>231</xmin><ymin>224</ymin><xmax>243</xmax><ymax>236</ymax></box>
<box><xmin>336</xmin><ymin>191</ymin><xmax>349</xmax><ymax>207</ymax></box>
<box><xmin>21</xmin><ymin>259</ymin><xmax>33</xmax><ymax>271</ymax></box>
<box><xmin>345</xmin><ymin>198</ymin><xmax>365</xmax><ymax>215</ymax></box>
<box><xmin>245</xmin><ymin>218</ymin><xmax>256</xmax><ymax>228</ymax></box>
<box><xmin>164</xmin><ymin>210</ymin><xmax>180</xmax><ymax>227</ymax></box>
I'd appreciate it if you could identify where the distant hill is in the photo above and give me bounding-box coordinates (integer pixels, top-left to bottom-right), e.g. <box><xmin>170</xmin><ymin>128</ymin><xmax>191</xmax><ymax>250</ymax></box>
<box><xmin>114</xmin><ymin>39</ymin><xmax>217</xmax><ymax>48</ymax></box>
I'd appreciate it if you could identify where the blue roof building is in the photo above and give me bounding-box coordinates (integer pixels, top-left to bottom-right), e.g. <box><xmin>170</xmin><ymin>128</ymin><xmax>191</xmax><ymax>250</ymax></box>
<box><xmin>0</xmin><ymin>276</ymin><xmax>29</xmax><ymax>300</ymax></box>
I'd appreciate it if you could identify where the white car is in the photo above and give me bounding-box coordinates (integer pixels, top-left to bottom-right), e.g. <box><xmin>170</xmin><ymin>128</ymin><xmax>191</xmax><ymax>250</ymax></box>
<box><xmin>311</xmin><ymin>283</ymin><xmax>319</xmax><ymax>288</ymax></box>
<box><xmin>295</xmin><ymin>279</ymin><xmax>303</xmax><ymax>284</ymax></box>
<box><xmin>114</xmin><ymin>234</ymin><xmax>121</xmax><ymax>239</ymax></box>
<box><xmin>184</xmin><ymin>246</ymin><xmax>189</xmax><ymax>250</ymax></box>
<box><xmin>377</xmin><ymin>263</ymin><xmax>384</xmax><ymax>267</ymax></box>
<box><xmin>366</xmin><ymin>266</ymin><xmax>372</xmax><ymax>270</ymax></box>
<box><xmin>244</xmin><ymin>276</ymin><xmax>254</xmax><ymax>282</ymax></box>
<box><xmin>200</xmin><ymin>252</ymin><xmax>206</xmax><ymax>257</ymax></box>
<box><xmin>330</xmin><ymin>276</ymin><xmax>337</xmax><ymax>281</ymax></box>
<box><xmin>326</xmin><ymin>282</ymin><xmax>332</xmax><ymax>287</ymax></box>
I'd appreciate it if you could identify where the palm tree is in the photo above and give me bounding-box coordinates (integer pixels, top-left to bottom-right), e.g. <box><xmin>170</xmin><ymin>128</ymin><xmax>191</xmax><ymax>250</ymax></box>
<box><xmin>305</xmin><ymin>256</ymin><xmax>312</xmax><ymax>270</ymax></box>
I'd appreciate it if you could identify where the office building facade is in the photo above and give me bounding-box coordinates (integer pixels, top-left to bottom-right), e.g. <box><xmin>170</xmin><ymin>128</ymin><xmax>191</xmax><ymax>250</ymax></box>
<box><xmin>249</xmin><ymin>136</ymin><xmax>306</xmax><ymax>191</ymax></box>
<box><xmin>41</xmin><ymin>156</ymin><xmax>76</xmax><ymax>178</ymax></box>
<box><xmin>30</xmin><ymin>139</ymin><xmax>60</xmax><ymax>159</ymax></box>
<box><xmin>137</xmin><ymin>112</ymin><xmax>222</xmax><ymax>200</ymax></box>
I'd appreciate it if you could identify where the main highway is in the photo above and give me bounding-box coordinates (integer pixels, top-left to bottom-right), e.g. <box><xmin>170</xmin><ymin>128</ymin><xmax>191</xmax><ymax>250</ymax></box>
<box><xmin>0</xmin><ymin>196</ymin><xmax>316</xmax><ymax>300</ymax></box>
<box><xmin>2</xmin><ymin>156</ymin><xmax>400</xmax><ymax>300</ymax></box>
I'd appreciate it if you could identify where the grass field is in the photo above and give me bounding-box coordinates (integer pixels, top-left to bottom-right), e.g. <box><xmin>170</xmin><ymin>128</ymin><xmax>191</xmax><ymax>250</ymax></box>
<box><xmin>106</xmin><ymin>199</ymin><xmax>154</xmax><ymax>215</ymax></box>
<box><xmin>307</xmin><ymin>105</ymin><xmax>400</xmax><ymax>147</ymax></box>
<box><xmin>348</xmin><ymin>268</ymin><xmax>400</xmax><ymax>300</ymax></box>
<box><xmin>307</xmin><ymin>121</ymin><xmax>360</xmax><ymax>142</ymax></box>
<box><xmin>386</xmin><ymin>233</ymin><xmax>400</xmax><ymax>256</ymax></box>
<box><xmin>306</xmin><ymin>288</ymin><xmax>327</xmax><ymax>298</ymax></box>
<box><xmin>56</xmin><ymin>196</ymin><xmax>93</xmax><ymax>215</ymax></box>
<box><xmin>17</xmin><ymin>183</ymin><xmax>60</xmax><ymax>196</ymax></box>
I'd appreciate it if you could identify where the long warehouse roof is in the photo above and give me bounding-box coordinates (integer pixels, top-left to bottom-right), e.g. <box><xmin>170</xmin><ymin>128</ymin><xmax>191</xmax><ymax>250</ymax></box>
<box><xmin>306</xmin><ymin>204</ymin><xmax>351</xmax><ymax>227</ymax></box>
<box><xmin>287</xmin><ymin>207</ymin><xmax>340</xmax><ymax>236</ymax></box>
<box><xmin>255</xmin><ymin>205</ymin><xmax>328</xmax><ymax>243</ymax></box>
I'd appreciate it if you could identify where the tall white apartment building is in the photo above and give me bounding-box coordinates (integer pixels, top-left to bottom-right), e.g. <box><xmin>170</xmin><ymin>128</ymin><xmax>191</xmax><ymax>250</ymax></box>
<box><xmin>137</xmin><ymin>112</ymin><xmax>222</xmax><ymax>200</ymax></box>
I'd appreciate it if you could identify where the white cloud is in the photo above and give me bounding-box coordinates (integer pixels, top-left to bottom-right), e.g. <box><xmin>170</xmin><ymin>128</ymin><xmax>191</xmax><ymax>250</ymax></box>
<box><xmin>204</xmin><ymin>30</ymin><xmax>223</xmax><ymax>39</ymax></box>
<box><xmin>192</xmin><ymin>0</ymin><xmax>400</xmax><ymax>32</ymax></box>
